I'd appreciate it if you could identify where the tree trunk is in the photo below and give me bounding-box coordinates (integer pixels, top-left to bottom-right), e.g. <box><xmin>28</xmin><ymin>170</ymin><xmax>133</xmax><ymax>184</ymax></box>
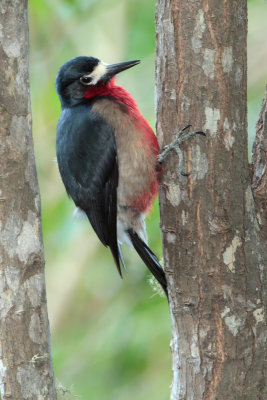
<box><xmin>0</xmin><ymin>1</ymin><xmax>57</xmax><ymax>399</ymax></box>
<box><xmin>156</xmin><ymin>1</ymin><xmax>267</xmax><ymax>399</ymax></box>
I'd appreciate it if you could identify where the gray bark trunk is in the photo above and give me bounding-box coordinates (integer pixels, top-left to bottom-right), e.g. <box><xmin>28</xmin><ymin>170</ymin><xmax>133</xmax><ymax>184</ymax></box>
<box><xmin>0</xmin><ymin>1</ymin><xmax>57</xmax><ymax>398</ymax></box>
<box><xmin>156</xmin><ymin>1</ymin><xmax>267</xmax><ymax>399</ymax></box>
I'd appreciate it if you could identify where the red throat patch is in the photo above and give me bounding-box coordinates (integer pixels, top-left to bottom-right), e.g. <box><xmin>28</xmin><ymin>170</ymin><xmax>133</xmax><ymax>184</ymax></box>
<box><xmin>84</xmin><ymin>78</ymin><xmax>159</xmax><ymax>149</ymax></box>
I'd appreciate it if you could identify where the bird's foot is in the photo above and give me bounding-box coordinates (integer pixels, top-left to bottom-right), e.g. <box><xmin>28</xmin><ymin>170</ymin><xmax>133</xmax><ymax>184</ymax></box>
<box><xmin>158</xmin><ymin>125</ymin><xmax>206</xmax><ymax>176</ymax></box>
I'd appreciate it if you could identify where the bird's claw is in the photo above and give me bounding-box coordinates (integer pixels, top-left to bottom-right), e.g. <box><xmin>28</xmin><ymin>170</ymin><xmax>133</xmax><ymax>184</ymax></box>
<box><xmin>177</xmin><ymin>124</ymin><xmax>206</xmax><ymax>138</ymax></box>
<box><xmin>158</xmin><ymin>125</ymin><xmax>206</xmax><ymax>176</ymax></box>
<box><xmin>181</xmin><ymin>171</ymin><xmax>190</xmax><ymax>177</ymax></box>
<box><xmin>178</xmin><ymin>124</ymin><xmax>192</xmax><ymax>136</ymax></box>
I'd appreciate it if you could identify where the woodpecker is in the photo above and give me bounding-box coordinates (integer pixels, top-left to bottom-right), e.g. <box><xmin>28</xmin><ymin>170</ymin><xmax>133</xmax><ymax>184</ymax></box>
<box><xmin>56</xmin><ymin>56</ymin><xmax>168</xmax><ymax>297</ymax></box>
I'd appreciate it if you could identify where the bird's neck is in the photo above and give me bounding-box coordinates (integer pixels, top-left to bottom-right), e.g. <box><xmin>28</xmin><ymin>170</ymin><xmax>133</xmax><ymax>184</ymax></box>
<box><xmin>84</xmin><ymin>78</ymin><xmax>140</xmax><ymax>120</ymax></box>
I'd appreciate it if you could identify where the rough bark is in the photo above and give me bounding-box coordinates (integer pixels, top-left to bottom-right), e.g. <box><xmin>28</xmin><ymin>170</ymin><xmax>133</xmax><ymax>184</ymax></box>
<box><xmin>250</xmin><ymin>85</ymin><xmax>267</xmax><ymax>238</ymax></box>
<box><xmin>156</xmin><ymin>1</ymin><xmax>267</xmax><ymax>399</ymax></box>
<box><xmin>0</xmin><ymin>1</ymin><xmax>57</xmax><ymax>399</ymax></box>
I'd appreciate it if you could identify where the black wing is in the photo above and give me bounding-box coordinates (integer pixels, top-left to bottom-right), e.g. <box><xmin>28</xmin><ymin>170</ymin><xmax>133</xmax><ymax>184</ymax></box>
<box><xmin>56</xmin><ymin>104</ymin><xmax>122</xmax><ymax>275</ymax></box>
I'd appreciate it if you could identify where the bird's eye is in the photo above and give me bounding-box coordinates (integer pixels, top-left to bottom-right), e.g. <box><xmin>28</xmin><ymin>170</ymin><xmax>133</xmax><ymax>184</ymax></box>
<box><xmin>80</xmin><ymin>76</ymin><xmax>92</xmax><ymax>85</ymax></box>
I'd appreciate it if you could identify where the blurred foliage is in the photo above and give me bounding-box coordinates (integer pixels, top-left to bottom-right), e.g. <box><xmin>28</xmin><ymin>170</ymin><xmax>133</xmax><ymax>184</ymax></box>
<box><xmin>28</xmin><ymin>0</ymin><xmax>266</xmax><ymax>399</ymax></box>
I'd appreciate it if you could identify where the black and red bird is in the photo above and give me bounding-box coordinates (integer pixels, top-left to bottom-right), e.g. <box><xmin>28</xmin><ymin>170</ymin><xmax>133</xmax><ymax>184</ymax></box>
<box><xmin>56</xmin><ymin>56</ymin><xmax>167</xmax><ymax>297</ymax></box>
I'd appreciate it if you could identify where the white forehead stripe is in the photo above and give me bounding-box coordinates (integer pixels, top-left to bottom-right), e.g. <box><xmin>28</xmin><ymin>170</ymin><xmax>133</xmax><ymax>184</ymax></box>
<box><xmin>90</xmin><ymin>62</ymin><xmax>107</xmax><ymax>85</ymax></box>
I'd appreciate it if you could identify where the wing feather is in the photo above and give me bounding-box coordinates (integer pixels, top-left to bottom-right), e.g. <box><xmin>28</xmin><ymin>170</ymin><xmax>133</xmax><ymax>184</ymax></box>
<box><xmin>56</xmin><ymin>104</ymin><xmax>122</xmax><ymax>275</ymax></box>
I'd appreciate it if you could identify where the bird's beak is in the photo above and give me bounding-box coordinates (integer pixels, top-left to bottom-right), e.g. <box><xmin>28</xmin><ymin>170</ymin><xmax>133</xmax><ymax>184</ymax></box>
<box><xmin>105</xmin><ymin>60</ymin><xmax>140</xmax><ymax>79</ymax></box>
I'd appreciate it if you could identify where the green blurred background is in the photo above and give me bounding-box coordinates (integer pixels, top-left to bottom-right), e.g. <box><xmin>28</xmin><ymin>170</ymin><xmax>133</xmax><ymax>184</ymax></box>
<box><xmin>28</xmin><ymin>0</ymin><xmax>267</xmax><ymax>398</ymax></box>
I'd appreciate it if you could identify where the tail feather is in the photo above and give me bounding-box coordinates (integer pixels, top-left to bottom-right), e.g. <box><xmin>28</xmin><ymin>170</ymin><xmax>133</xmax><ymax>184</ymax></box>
<box><xmin>127</xmin><ymin>229</ymin><xmax>168</xmax><ymax>298</ymax></box>
<box><xmin>110</xmin><ymin>242</ymin><xmax>126</xmax><ymax>278</ymax></box>
<box><xmin>118</xmin><ymin>242</ymin><xmax>127</xmax><ymax>272</ymax></box>
<box><xmin>109</xmin><ymin>242</ymin><xmax>123</xmax><ymax>278</ymax></box>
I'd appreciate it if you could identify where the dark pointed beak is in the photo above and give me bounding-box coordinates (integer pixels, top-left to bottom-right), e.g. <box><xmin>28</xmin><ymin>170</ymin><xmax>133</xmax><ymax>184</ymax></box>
<box><xmin>105</xmin><ymin>60</ymin><xmax>140</xmax><ymax>78</ymax></box>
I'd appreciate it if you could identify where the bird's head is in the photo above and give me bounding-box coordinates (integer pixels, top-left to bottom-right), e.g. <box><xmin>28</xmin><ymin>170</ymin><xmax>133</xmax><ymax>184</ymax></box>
<box><xmin>56</xmin><ymin>56</ymin><xmax>140</xmax><ymax>107</ymax></box>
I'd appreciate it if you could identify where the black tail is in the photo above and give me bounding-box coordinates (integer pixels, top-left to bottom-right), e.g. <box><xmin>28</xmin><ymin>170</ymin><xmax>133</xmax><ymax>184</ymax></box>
<box><xmin>127</xmin><ymin>229</ymin><xmax>168</xmax><ymax>298</ymax></box>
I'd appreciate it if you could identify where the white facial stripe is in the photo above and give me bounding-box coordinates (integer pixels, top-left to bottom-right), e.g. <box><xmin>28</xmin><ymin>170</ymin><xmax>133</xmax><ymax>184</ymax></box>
<box><xmin>89</xmin><ymin>62</ymin><xmax>107</xmax><ymax>85</ymax></box>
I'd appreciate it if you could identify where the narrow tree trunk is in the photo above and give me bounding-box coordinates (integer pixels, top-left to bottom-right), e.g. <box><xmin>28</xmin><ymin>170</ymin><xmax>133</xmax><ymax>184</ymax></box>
<box><xmin>251</xmin><ymin>85</ymin><xmax>267</xmax><ymax>238</ymax></box>
<box><xmin>0</xmin><ymin>1</ymin><xmax>57</xmax><ymax>398</ymax></box>
<box><xmin>156</xmin><ymin>1</ymin><xmax>266</xmax><ymax>399</ymax></box>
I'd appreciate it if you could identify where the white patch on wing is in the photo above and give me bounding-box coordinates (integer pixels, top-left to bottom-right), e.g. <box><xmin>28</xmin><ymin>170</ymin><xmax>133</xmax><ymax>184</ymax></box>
<box><xmin>73</xmin><ymin>207</ymin><xmax>87</xmax><ymax>219</ymax></box>
<box><xmin>90</xmin><ymin>61</ymin><xmax>107</xmax><ymax>85</ymax></box>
